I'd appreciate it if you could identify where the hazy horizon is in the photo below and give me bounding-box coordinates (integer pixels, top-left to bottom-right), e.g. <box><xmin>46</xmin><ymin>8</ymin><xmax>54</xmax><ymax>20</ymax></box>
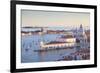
<box><xmin>21</xmin><ymin>10</ymin><xmax>90</xmax><ymax>28</ymax></box>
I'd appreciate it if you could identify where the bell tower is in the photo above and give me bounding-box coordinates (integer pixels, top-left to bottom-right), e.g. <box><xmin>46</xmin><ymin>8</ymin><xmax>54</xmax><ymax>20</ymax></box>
<box><xmin>76</xmin><ymin>24</ymin><xmax>87</xmax><ymax>50</ymax></box>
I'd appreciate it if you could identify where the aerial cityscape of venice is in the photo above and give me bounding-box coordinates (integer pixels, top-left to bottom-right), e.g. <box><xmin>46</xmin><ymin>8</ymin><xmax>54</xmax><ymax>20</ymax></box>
<box><xmin>21</xmin><ymin>10</ymin><xmax>90</xmax><ymax>63</ymax></box>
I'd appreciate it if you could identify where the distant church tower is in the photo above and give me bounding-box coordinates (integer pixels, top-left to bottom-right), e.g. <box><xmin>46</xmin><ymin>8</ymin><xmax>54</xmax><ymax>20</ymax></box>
<box><xmin>76</xmin><ymin>24</ymin><xmax>87</xmax><ymax>49</ymax></box>
<box><xmin>79</xmin><ymin>24</ymin><xmax>84</xmax><ymax>35</ymax></box>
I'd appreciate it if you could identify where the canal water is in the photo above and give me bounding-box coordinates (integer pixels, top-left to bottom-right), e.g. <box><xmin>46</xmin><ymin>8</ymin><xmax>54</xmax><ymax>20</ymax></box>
<box><xmin>21</xmin><ymin>34</ymin><xmax>76</xmax><ymax>63</ymax></box>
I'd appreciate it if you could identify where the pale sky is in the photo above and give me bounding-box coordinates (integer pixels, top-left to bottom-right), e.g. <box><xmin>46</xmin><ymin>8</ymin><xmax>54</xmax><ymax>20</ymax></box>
<box><xmin>21</xmin><ymin>10</ymin><xmax>90</xmax><ymax>28</ymax></box>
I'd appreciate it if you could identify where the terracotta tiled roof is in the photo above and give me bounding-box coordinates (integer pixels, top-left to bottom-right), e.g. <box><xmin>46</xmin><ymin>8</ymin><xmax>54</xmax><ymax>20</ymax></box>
<box><xmin>61</xmin><ymin>35</ymin><xmax>74</xmax><ymax>38</ymax></box>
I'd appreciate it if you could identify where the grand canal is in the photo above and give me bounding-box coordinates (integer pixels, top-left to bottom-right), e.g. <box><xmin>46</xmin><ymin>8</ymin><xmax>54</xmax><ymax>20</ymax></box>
<box><xmin>21</xmin><ymin>34</ymin><xmax>76</xmax><ymax>63</ymax></box>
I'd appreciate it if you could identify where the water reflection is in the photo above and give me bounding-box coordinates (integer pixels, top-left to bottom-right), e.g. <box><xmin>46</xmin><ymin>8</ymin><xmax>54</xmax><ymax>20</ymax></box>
<box><xmin>21</xmin><ymin>33</ymin><xmax>89</xmax><ymax>63</ymax></box>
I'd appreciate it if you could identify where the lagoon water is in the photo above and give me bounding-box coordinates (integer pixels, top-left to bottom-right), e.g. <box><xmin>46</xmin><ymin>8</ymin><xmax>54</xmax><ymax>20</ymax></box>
<box><xmin>21</xmin><ymin>34</ymin><xmax>76</xmax><ymax>63</ymax></box>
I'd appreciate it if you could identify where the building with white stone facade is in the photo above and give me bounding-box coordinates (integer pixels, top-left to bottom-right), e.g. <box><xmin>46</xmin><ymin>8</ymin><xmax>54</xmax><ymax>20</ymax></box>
<box><xmin>75</xmin><ymin>24</ymin><xmax>88</xmax><ymax>49</ymax></box>
<box><xmin>40</xmin><ymin>24</ymin><xmax>88</xmax><ymax>50</ymax></box>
